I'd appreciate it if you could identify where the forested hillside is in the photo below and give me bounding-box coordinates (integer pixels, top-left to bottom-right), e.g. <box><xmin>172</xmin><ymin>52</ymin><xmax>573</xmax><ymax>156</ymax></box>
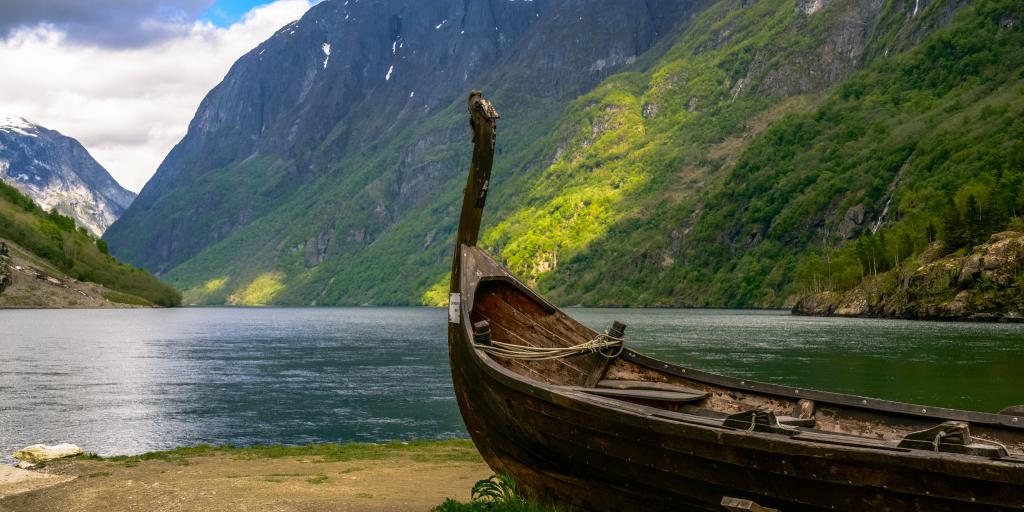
<box><xmin>461</xmin><ymin>0</ymin><xmax>1024</xmax><ymax>308</ymax></box>
<box><xmin>106</xmin><ymin>0</ymin><xmax>1022</xmax><ymax>309</ymax></box>
<box><xmin>0</xmin><ymin>181</ymin><xmax>180</xmax><ymax>306</ymax></box>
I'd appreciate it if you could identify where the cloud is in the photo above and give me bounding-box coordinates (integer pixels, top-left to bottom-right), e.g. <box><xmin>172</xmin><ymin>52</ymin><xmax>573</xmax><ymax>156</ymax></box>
<box><xmin>0</xmin><ymin>0</ymin><xmax>315</xmax><ymax>192</ymax></box>
<box><xmin>0</xmin><ymin>0</ymin><xmax>215</xmax><ymax>47</ymax></box>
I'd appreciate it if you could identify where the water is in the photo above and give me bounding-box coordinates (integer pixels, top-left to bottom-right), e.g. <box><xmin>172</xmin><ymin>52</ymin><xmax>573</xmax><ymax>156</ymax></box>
<box><xmin>1</xmin><ymin>307</ymin><xmax>1022</xmax><ymax>461</ymax></box>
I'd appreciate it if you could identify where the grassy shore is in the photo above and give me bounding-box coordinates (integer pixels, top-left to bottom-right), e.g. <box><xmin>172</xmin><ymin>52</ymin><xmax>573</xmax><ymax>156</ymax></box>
<box><xmin>2</xmin><ymin>441</ymin><xmax>560</xmax><ymax>512</ymax></box>
<box><xmin>68</xmin><ymin>439</ymin><xmax>485</xmax><ymax>466</ymax></box>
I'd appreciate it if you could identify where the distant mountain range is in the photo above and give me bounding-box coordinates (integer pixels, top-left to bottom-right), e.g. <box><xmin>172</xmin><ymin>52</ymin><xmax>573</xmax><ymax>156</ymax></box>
<box><xmin>0</xmin><ymin>116</ymin><xmax>135</xmax><ymax>237</ymax></box>
<box><xmin>104</xmin><ymin>0</ymin><xmax>1024</xmax><ymax>311</ymax></box>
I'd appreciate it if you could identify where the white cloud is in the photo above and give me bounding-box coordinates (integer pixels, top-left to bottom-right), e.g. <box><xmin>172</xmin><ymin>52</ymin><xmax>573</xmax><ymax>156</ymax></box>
<box><xmin>0</xmin><ymin>0</ymin><xmax>315</xmax><ymax>192</ymax></box>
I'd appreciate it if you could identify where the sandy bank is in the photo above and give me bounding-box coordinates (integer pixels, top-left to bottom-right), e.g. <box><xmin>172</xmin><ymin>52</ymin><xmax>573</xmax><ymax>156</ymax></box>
<box><xmin>0</xmin><ymin>441</ymin><xmax>491</xmax><ymax>512</ymax></box>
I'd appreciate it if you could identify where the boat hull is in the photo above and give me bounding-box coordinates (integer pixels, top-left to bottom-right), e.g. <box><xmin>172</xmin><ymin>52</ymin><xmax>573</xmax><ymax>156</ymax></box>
<box><xmin>448</xmin><ymin>248</ymin><xmax>1024</xmax><ymax>511</ymax></box>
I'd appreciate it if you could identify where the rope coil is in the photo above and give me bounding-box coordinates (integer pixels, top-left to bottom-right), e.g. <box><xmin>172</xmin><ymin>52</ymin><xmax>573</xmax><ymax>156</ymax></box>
<box><xmin>474</xmin><ymin>333</ymin><xmax>624</xmax><ymax>361</ymax></box>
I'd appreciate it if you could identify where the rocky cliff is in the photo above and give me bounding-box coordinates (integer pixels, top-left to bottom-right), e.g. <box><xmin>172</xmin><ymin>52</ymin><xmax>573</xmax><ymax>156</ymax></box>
<box><xmin>794</xmin><ymin>232</ymin><xmax>1024</xmax><ymax>321</ymax></box>
<box><xmin>0</xmin><ymin>116</ymin><xmax>135</xmax><ymax>236</ymax></box>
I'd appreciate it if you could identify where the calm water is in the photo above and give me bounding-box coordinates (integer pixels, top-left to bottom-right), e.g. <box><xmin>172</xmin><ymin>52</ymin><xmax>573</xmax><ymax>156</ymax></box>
<box><xmin>1</xmin><ymin>307</ymin><xmax>1022</xmax><ymax>461</ymax></box>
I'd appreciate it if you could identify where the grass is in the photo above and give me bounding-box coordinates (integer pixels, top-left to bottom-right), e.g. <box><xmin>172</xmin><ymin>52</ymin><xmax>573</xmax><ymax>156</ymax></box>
<box><xmin>65</xmin><ymin>441</ymin><xmax>563</xmax><ymax>511</ymax></box>
<box><xmin>306</xmin><ymin>474</ymin><xmax>329</xmax><ymax>485</ymax></box>
<box><xmin>72</xmin><ymin>439</ymin><xmax>484</xmax><ymax>465</ymax></box>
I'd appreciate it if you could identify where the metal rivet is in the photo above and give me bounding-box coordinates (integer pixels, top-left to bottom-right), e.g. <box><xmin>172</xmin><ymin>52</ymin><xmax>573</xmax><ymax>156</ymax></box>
<box><xmin>1013</xmin><ymin>417</ymin><xmax>1019</xmax><ymax>422</ymax></box>
<box><xmin>922</xmin><ymin>408</ymin><xmax>928</xmax><ymax>413</ymax></box>
<box><xmin>795</xmin><ymin>389</ymin><xmax>800</xmax><ymax>394</ymax></box>
<box><xmin>862</xmin><ymin>399</ymin><xmax>868</xmax><ymax>404</ymax></box>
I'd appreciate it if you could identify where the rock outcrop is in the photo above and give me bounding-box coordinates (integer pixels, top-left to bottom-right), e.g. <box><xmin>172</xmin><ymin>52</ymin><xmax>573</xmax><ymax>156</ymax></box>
<box><xmin>13</xmin><ymin>444</ymin><xmax>83</xmax><ymax>464</ymax></box>
<box><xmin>0</xmin><ymin>241</ymin><xmax>10</xmax><ymax>293</ymax></box>
<box><xmin>794</xmin><ymin>232</ymin><xmax>1024</xmax><ymax>321</ymax></box>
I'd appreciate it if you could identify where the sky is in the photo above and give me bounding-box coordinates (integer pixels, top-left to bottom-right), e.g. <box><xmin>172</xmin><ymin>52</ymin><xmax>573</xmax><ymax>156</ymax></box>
<box><xmin>0</xmin><ymin>0</ymin><xmax>317</xmax><ymax>192</ymax></box>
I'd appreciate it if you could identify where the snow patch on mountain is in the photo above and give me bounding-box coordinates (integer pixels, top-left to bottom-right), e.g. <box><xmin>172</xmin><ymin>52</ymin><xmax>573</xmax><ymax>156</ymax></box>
<box><xmin>0</xmin><ymin>116</ymin><xmax>39</xmax><ymax>138</ymax></box>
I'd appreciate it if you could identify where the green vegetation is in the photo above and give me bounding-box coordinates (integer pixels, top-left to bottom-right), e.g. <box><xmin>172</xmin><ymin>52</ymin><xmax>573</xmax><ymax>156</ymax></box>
<box><xmin>434</xmin><ymin>473</ymin><xmax>563</xmax><ymax>512</ymax></box>
<box><xmin>305</xmin><ymin>473</ymin><xmax>329</xmax><ymax>485</ymax></box>
<box><xmin>73</xmin><ymin>439</ymin><xmax>483</xmax><ymax>465</ymax></box>
<box><xmin>0</xmin><ymin>181</ymin><xmax>181</xmax><ymax>306</ymax></box>
<box><xmin>531</xmin><ymin>0</ymin><xmax>1024</xmax><ymax>307</ymax></box>
<box><xmin>101</xmin><ymin>290</ymin><xmax>154</xmax><ymax>306</ymax></box>
<box><xmin>156</xmin><ymin>0</ymin><xmax>1020</xmax><ymax>309</ymax></box>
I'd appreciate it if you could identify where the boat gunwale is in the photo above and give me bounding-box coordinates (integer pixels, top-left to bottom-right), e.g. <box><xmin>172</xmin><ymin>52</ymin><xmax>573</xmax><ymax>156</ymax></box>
<box><xmin>457</xmin><ymin>244</ymin><xmax>1024</xmax><ymax>442</ymax></box>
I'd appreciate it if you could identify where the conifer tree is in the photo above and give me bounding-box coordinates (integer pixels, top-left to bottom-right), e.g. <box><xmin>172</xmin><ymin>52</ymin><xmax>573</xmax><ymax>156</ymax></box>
<box><xmin>941</xmin><ymin>195</ymin><xmax>964</xmax><ymax>251</ymax></box>
<box><xmin>965</xmin><ymin>194</ymin><xmax>981</xmax><ymax>245</ymax></box>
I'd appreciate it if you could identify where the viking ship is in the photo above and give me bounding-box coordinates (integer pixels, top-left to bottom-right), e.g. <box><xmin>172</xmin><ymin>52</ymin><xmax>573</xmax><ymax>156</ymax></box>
<box><xmin>447</xmin><ymin>91</ymin><xmax>1024</xmax><ymax>511</ymax></box>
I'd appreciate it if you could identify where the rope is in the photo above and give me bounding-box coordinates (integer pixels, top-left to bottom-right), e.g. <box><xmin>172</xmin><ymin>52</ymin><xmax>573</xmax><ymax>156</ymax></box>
<box><xmin>474</xmin><ymin>333</ymin><xmax>624</xmax><ymax>361</ymax></box>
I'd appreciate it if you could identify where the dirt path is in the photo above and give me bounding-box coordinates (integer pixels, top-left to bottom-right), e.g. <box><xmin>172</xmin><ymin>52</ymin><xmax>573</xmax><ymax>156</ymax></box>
<box><xmin>0</xmin><ymin>443</ymin><xmax>491</xmax><ymax>512</ymax></box>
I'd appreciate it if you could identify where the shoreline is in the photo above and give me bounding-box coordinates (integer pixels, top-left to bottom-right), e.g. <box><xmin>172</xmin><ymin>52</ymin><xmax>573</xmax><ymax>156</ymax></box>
<box><xmin>2</xmin><ymin>440</ymin><xmax>491</xmax><ymax>512</ymax></box>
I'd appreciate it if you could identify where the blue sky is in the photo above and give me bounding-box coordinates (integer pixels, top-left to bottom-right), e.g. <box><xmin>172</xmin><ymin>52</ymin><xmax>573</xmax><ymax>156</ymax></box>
<box><xmin>200</xmin><ymin>0</ymin><xmax>275</xmax><ymax>27</ymax></box>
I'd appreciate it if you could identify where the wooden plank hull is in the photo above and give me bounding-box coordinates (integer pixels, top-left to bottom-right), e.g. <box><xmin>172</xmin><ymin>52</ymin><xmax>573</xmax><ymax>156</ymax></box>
<box><xmin>448</xmin><ymin>247</ymin><xmax>1024</xmax><ymax>511</ymax></box>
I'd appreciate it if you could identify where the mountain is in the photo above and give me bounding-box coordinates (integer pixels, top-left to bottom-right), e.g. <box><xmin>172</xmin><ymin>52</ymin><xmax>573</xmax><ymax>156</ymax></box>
<box><xmin>104</xmin><ymin>0</ymin><xmax>708</xmax><ymax>303</ymax></box>
<box><xmin>106</xmin><ymin>0</ymin><xmax>1023</xmax><ymax>309</ymax></box>
<box><xmin>0</xmin><ymin>181</ymin><xmax>180</xmax><ymax>307</ymax></box>
<box><xmin>0</xmin><ymin>116</ymin><xmax>135</xmax><ymax>237</ymax></box>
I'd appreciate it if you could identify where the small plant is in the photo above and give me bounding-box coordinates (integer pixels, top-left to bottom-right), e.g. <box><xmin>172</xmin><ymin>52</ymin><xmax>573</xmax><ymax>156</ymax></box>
<box><xmin>306</xmin><ymin>474</ymin><xmax>328</xmax><ymax>485</ymax></box>
<box><xmin>471</xmin><ymin>473</ymin><xmax>520</xmax><ymax>505</ymax></box>
<box><xmin>433</xmin><ymin>473</ymin><xmax>565</xmax><ymax>511</ymax></box>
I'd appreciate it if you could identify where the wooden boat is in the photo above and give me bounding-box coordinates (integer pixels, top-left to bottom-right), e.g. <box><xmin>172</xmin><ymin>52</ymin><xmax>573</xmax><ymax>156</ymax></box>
<box><xmin>447</xmin><ymin>92</ymin><xmax>1024</xmax><ymax>511</ymax></box>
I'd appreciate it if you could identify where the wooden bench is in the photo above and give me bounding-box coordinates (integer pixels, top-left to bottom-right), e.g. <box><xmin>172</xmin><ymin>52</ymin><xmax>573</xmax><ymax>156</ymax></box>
<box><xmin>568</xmin><ymin>379</ymin><xmax>710</xmax><ymax>403</ymax></box>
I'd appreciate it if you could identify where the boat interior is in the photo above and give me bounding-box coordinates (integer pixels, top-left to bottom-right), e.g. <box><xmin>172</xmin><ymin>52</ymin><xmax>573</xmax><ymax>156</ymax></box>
<box><xmin>467</xmin><ymin>277</ymin><xmax>1024</xmax><ymax>461</ymax></box>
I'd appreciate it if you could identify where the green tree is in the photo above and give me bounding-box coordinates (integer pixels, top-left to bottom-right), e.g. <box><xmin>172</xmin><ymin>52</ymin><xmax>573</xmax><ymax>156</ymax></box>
<box><xmin>964</xmin><ymin>194</ymin><xmax>981</xmax><ymax>245</ymax></box>
<box><xmin>942</xmin><ymin>195</ymin><xmax>964</xmax><ymax>251</ymax></box>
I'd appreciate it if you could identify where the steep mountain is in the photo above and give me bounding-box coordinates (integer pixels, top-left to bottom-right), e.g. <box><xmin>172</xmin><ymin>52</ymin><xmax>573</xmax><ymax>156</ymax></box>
<box><xmin>0</xmin><ymin>181</ymin><xmax>180</xmax><ymax>307</ymax></box>
<box><xmin>107</xmin><ymin>0</ymin><xmax>1023</xmax><ymax>309</ymax></box>
<box><xmin>0</xmin><ymin>116</ymin><xmax>135</xmax><ymax>236</ymax></box>
<box><xmin>104</xmin><ymin>0</ymin><xmax>709</xmax><ymax>303</ymax></box>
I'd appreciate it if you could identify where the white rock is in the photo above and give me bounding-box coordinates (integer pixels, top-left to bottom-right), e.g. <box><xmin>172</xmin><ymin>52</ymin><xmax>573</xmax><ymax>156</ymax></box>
<box><xmin>12</xmin><ymin>443</ymin><xmax>83</xmax><ymax>463</ymax></box>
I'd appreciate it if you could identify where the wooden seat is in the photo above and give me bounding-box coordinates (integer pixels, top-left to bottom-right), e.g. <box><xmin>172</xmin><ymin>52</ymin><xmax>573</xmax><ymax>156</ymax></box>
<box><xmin>778</xmin><ymin>416</ymin><xmax>816</xmax><ymax>427</ymax></box>
<box><xmin>567</xmin><ymin>379</ymin><xmax>710</xmax><ymax>403</ymax></box>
